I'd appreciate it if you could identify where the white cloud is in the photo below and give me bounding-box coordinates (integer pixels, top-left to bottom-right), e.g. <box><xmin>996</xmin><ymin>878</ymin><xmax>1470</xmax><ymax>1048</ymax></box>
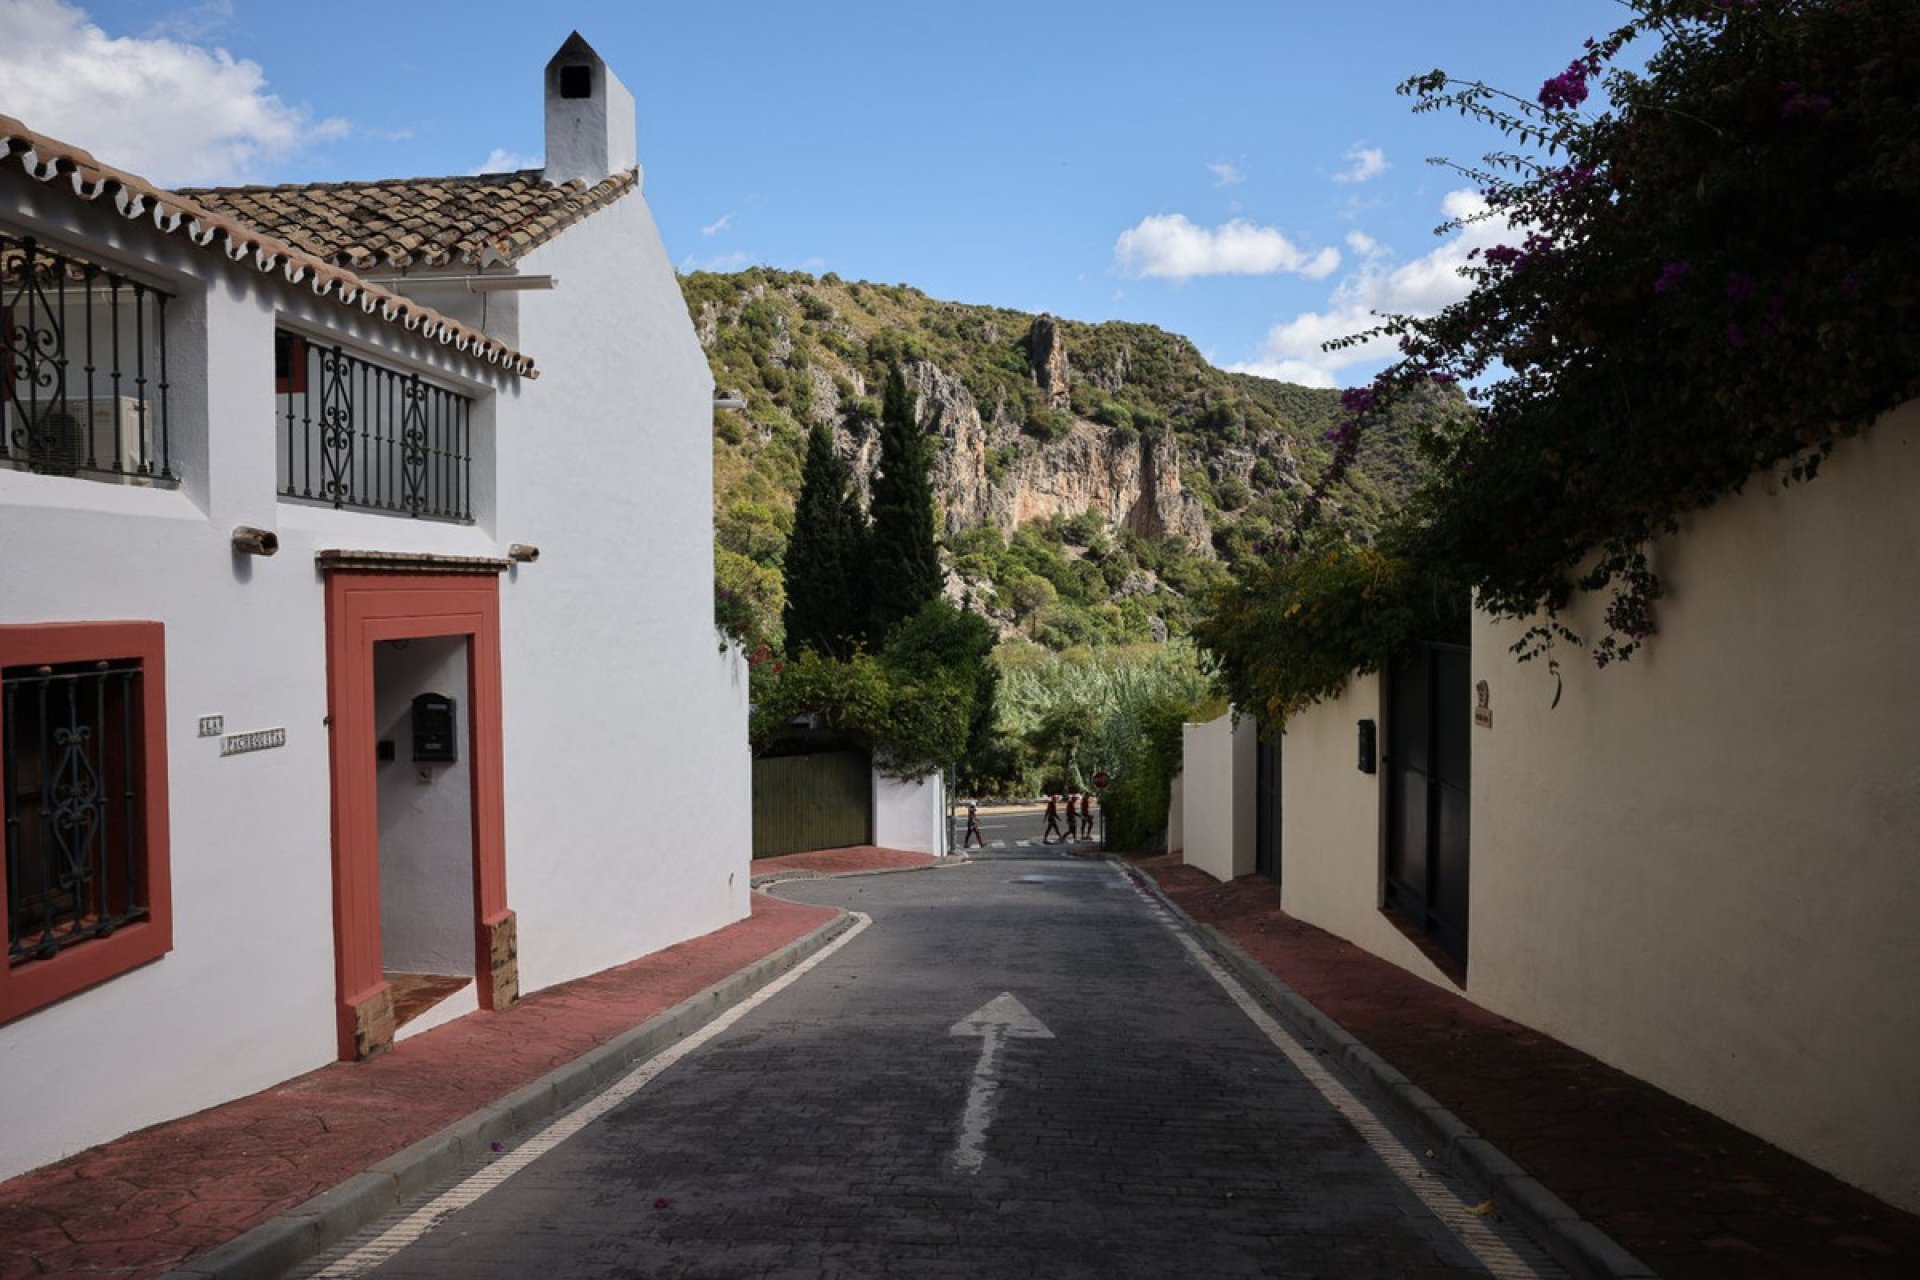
<box><xmin>679</xmin><ymin>249</ymin><xmax>753</xmax><ymax>274</ymax></box>
<box><xmin>141</xmin><ymin>0</ymin><xmax>233</xmax><ymax>42</ymax></box>
<box><xmin>1206</xmin><ymin>160</ymin><xmax>1244</xmax><ymax>187</ymax></box>
<box><xmin>1114</xmin><ymin>214</ymin><xmax>1339</xmax><ymax>282</ymax></box>
<box><xmin>1230</xmin><ymin>190</ymin><xmax>1511</xmax><ymax>387</ymax></box>
<box><xmin>700</xmin><ymin>212</ymin><xmax>735</xmax><ymax>237</ymax></box>
<box><xmin>1333</xmin><ymin>145</ymin><xmax>1389</xmax><ymax>185</ymax></box>
<box><xmin>473</xmin><ymin>148</ymin><xmax>539</xmax><ymax>174</ymax></box>
<box><xmin>0</xmin><ymin>0</ymin><xmax>347</xmax><ymax>186</ymax></box>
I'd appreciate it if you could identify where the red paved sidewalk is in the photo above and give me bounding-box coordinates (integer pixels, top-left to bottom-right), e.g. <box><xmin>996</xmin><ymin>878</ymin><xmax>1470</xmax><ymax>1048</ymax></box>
<box><xmin>0</xmin><ymin>894</ymin><xmax>839</xmax><ymax>1280</ymax></box>
<box><xmin>1128</xmin><ymin>852</ymin><xmax>1920</xmax><ymax>1280</ymax></box>
<box><xmin>751</xmin><ymin>844</ymin><xmax>940</xmax><ymax>877</ymax></box>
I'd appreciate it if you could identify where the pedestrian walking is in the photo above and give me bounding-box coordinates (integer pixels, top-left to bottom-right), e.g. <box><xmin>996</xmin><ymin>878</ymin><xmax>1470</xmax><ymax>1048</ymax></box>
<box><xmin>1081</xmin><ymin>792</ymin><xmax>1094</xmax><ymax>841</ymax></box>
<box><xmin>1042</xmin><ymin>794</ymin><xmax>1064</xmax><ymax>844</ymax></box>
<box><xmin>963</xmin><ymin>800</ymin><xmax>985</xmax><ymax>849</ymax></box>
<box><xmin>1064</xmin><ymin>792</ymin><xmax>1079</xmax><ymax>841</ymax></box>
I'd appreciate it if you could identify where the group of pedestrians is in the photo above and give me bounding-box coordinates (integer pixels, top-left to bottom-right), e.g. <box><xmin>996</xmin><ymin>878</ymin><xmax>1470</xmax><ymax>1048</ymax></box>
<box><xmin>1041</xmin><ymin>791</ymin><xmax>1093</xmax><ymax>844</ymax></box>
<box><xmin>959</xmin><ymin>792</ymin><xmax>1097</xmax><ymax>848</ymax></box>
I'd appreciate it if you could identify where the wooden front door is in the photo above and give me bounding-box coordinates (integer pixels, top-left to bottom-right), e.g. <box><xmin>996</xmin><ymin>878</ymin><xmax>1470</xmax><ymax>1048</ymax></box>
<box><xmin>1254</xmin><ymin>729</ymin><xmax>1281</xmax><ymax>883</ymax></box>
<box><xmin>1384</xmin><ymin>641</ymin><xmax>1471</xmax><ymax>969</ymax></box>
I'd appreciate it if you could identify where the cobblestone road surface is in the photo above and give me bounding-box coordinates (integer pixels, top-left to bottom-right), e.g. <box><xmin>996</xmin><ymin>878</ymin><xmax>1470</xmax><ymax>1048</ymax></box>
<box><xmin>297</xmin><ymin>853</ymin><xmax>1554</xmax><ymax>1278</ymax></box>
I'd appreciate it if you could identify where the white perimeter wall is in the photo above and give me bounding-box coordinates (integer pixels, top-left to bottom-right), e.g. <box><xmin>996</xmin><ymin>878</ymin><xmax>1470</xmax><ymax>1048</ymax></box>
<box><xmin>1278</xmin><ymin>674</ymin><xmax>1452</xmax><ymax>987</ymax></box>
<box><xmin>1181</xmin><ymin>711</ymin><xmax>1255</xmax><ymax>881</ymax></box>
<box><xmin>1268</xmin><ymin>401</ymin><xmax>1920</xmax><ymax>1212</ymax></box>
<box><xmin>1469</xmin><ymin>401</ymin><xmax>1920</xmax><ymax>1213</ymax></box>
<box><xmin>0</xmin><ymin>150</ymin><xmax>748</xmax><ymax>1178</ymax></box>
<box><xmin>873</xmin><ymin>771</ymin><xmax>947</xmax><ymax>854</ymax></box>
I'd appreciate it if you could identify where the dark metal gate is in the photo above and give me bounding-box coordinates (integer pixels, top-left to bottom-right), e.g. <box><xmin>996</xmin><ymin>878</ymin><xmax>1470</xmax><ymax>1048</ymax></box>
<box><xmin>1254</xmin><ymin>729</ymin><xmax>1281</xmax><ymax>883</ymax></box>
<box><xmin>752</xmin><ymin>750</ymin><xmax>872</xmax><ymax>857</ymax></box>
<box><xmin>1384</xmin><ymin>642</ymin><xmax>1471</xmax><ymax>968</ymax></box>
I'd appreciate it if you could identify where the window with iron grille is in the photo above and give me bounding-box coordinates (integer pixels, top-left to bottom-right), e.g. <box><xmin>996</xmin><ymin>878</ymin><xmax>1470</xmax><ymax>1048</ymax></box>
<box><xmin>276</xmin><ymin>329</ymin><xmax>474</xmax><ymax>522</ymax></box>
<box><xmin>1</xmin><ymin>623</ymin><xmax>170</xmax><ymax>1023</ymax></box>
<box><xmin>1</xmin><ymin>232</ymin><xmax>174</xmax><ymax>484</ymax></box>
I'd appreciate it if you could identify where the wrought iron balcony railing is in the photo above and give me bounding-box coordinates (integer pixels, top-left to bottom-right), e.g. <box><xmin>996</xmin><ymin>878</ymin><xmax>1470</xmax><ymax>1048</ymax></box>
<box><xmin>1</xmin><ymin>233</ymin><xmax>173</xmax><ymax>483</ymax></box>
<box><xmin>277</xmin><ymin>331</ymin><xmax>473</xmax><ymax>522</ymax></box>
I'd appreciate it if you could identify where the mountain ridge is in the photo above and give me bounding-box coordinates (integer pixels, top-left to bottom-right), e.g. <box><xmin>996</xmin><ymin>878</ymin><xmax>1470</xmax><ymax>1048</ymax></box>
<box><xmin>690</xmin><ymin>268</ymin><xmax>1432</xmax><ymax>650</ymax></box>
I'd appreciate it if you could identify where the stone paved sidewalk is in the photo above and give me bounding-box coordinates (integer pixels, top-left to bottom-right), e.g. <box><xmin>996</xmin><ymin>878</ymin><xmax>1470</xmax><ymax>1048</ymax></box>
<box><xmin>1127</xmin><ymin>851</ymin><xmax>1920</xmax><ymax>1280</ymax></box>
<box><xmin>0</xmin><ymin>893</ymin><xmax>845</xmax><ymax>1280</ymax></box>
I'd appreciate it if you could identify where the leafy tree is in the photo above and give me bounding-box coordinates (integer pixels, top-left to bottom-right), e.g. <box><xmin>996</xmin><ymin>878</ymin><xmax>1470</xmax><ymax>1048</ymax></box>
<box><xmin>866</xmin><ymin>366</ymin><xmax>944</xmax><ymax>638</ymax></box>
<box><xmin>782</xmin><ymin>423</ymin><xmax>868</xmax><ymax>657</ymax></box>
<box><xmin>880</xmin><ymin>599</ymin><xmax>1001</xmax><ymax>790</ymax></box>
<box><xmin>1312</xmin><ymin>0</ymin><xmax>1919</xmax><ymax>669</ymax></box>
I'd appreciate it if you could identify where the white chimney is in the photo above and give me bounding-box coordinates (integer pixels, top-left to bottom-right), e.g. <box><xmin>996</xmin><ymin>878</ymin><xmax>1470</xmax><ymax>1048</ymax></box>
<box><xmin>543</xmin><ymin>32</ymin><xmax>636</xmax><ymax>186</ymax></box>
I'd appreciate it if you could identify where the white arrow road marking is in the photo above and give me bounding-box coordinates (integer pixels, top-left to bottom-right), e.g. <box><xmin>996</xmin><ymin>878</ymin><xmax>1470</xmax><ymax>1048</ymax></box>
<box><xmin>948</xmin><ymin>992</ymin><xmax>1053</xmax><ymax>1175</ymax></box>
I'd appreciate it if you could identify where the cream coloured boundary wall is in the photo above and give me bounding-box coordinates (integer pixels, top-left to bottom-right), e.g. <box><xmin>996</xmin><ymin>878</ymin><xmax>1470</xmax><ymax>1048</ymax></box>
<box><xmin>1278</xmin><ymin>674</ymin><xmax>1453</xmax><ymax>987</ymax></box>
<box><xmin>0</xmin><ymin>139</ymin><xmax>749</xmax><ymax>1178</ymax></box>
<box><xmin>1180</xmin><ymin>711</ymin><xmax>1255</xmax><ymax>881</ymax></box>
<box><xmin>873</xmin><ymin>770</ymin><xmax>947</xmax><ymax>854</ymax></box>
<box><xmin>1275</xmin><ymin>401</ymin><xmax>1920</xmax><ymax>1212</ymax></box>
<box><xmin>1470</xmin><ymin>402</ymin><xmax>1920</xmax><ymax>1213</ymax></box>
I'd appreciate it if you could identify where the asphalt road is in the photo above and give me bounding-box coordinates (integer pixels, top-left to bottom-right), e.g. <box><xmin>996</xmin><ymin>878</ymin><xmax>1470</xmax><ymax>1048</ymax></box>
<box><xmin>295</xmin><ymin>853</ymin><xmax>1559</xmax><ymax>1279</ymax></box>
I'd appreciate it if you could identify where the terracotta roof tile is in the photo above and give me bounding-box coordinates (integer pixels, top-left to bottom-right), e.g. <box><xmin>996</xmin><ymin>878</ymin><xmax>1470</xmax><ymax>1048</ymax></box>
<box><xmin>177</xmin><ymin>169</ymin><xmax>640</xmax><ymax>273</ymax></box>
<box><xmin>0</xmin><ymin>115</ymin><xmax>537</xmax><ymax>377</ymax></box>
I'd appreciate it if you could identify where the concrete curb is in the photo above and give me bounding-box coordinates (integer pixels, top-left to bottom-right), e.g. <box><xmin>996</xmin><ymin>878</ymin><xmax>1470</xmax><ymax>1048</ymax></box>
<box><xmin>159</xmin><ymin>910</ymin><xmax>859</xmax><ymax>1280</ymax></box>
<box><xmin>749</xmin><ymin>853</ymin><xmax>971</xmax><ymax>888</ymax></box>
<box><xmin>1115</xmin><ymin>861</ymin><xmax>1658</xmax><ymax>1280</ymax></box>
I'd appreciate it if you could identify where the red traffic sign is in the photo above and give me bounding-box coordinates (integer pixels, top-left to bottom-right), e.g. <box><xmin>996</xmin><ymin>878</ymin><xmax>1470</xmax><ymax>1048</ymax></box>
<box><xmin>1090</xmin><ymin>770</ymin><xmax>1111</xmax><ymax>790</ymax></box>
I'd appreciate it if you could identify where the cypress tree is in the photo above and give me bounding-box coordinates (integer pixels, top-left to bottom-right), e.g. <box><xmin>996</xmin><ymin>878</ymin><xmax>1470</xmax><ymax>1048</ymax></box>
<box><xmin>867</xmin><ymin>365</ymin><xmax>943</xmax><ymax>639</ymax></box>
<box><xmin>782</xmin><ymin>423</ymin><xmax>868</xmax><ymax>657</ymax></box>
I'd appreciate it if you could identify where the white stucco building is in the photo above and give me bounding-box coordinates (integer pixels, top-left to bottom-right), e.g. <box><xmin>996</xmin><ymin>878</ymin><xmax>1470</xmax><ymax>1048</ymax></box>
<box><xmin>0</xmin><ymin>34</ymin><xmax>751</xmax><ymax>1182</ymax></box>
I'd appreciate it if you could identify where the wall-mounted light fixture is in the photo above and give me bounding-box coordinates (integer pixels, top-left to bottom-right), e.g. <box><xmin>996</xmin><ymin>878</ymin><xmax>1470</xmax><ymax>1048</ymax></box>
<box><xmin>232</xmin><ymin>526</ymin><xmax>279</xmax><ymax>556</ymax></box>
<box><xmin>508</xmin><ymin>543</ymin><xmax>540</xmax><ymax>563</ymax></box>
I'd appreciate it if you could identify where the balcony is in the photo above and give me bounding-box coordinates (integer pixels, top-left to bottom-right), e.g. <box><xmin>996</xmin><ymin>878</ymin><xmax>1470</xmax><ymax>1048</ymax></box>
<box><xmin>1</xmin><ymin>233</ymin><xmax>173</xmax><ymax>484</ymax></box>
<box><xmin>277</xmin><ymin>330</ymin><xmax>473</xmax><ymax>523</ymax></box>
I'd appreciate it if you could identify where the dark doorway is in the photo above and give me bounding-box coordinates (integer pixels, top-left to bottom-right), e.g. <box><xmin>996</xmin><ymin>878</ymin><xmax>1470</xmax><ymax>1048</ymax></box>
<box><xmin>1383</xmin><ymin>641</ymin><xmax>1471</xmax><ymax>970</ymax></box>
<box><xmin>1254</xmin><ymin>729</ymin><xmax>1281</xmax><ymax>883</ymax></box>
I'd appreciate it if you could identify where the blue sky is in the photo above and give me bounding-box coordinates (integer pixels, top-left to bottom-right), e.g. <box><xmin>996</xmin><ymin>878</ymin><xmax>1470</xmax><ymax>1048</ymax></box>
<box><xmin>2</xmin><ymin>0</ymin><xmax>1622</xmax><ymax>388</ymax></box>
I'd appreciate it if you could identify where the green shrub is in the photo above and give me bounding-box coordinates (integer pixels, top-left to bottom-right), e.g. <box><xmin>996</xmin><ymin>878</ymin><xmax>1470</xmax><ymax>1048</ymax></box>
<box><xmin>1024</xmin><ymin>407</ymin><xmax>1075</xmax><ymax>444</ymax></box>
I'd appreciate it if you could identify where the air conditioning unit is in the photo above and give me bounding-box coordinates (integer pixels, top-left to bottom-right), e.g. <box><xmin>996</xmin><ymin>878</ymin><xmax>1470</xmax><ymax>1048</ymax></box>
<box><xmin>2</xmin><ymin>395</ymin><xmax>157</xmax><ymax>481</ymax></box>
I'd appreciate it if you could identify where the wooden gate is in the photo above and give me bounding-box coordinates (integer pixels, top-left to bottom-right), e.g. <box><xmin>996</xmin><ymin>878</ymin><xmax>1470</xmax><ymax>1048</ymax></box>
<box><xmin>1384</xmin><ymin>641</ymin><xmax>1471</xmax><ymax>969</ymax></box>
<box><xmin>752</xmin><ymin>750</ymin><xmax>872</xmax><ymax>857</ymax></box>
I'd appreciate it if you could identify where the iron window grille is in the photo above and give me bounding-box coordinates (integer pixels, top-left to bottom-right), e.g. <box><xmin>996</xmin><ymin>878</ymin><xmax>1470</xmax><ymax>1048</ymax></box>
<box><xmin>4</xmin><ymin>658</ymin><xmax>149</xmax><ymax>969</ymax></box>
<box><xmin>277</xmin><ymin>330</ymin><xmax>474</xmax><ymax>522</ymax></box>
<box><xmin>1</xmin><ymin>232</ymin><xmax>173</xmax><ymax>483</ymax></box>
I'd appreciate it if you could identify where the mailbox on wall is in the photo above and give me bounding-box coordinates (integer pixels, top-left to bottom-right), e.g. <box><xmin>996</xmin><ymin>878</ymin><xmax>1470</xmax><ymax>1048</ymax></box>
<box><xmin>411</xmin><ymin>692</ymin><xmax>458</xmax><ymax>763</ymax></box>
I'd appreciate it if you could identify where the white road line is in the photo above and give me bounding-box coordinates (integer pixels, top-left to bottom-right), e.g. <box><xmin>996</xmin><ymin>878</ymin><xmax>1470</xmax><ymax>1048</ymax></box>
<box><xmin>304</xmin><ymin>913</ymin><xmax>875</xmax><ymax>1278</ymax></box>
<box><xmin>1112</xmin><ymin>867</ymin><xmax>1559</xmax><ymax>1280</ymax></box>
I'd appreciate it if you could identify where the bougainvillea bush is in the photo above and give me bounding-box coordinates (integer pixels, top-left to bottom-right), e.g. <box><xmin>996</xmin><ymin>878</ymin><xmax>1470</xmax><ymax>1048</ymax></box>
<box><xmin>1204</xmin><ymin>0</ymin><xmax>1919</xmax><ymax>719</ymax></box>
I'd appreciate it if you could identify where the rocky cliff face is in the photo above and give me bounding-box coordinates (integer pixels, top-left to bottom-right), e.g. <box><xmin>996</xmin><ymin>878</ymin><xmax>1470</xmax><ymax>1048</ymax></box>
<box><xmin>828</xmin><ymin>356</ymin><xmax>1212</xmax><ymax>553</ymax></box>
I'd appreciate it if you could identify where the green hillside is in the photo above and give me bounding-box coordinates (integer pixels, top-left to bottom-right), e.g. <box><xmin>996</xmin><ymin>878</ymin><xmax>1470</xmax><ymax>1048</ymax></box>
<box><xmin>689</xmin><ymin>267</ymin><xmax>1433</xmax><ymax>652</ymax></box>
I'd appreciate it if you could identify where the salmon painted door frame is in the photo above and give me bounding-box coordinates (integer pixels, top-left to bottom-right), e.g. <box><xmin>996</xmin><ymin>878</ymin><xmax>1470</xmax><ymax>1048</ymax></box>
<box><xmin>323</xmin><ymin>568</ymin><xmax>512</xmax><ymax>1061</ymax></box>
